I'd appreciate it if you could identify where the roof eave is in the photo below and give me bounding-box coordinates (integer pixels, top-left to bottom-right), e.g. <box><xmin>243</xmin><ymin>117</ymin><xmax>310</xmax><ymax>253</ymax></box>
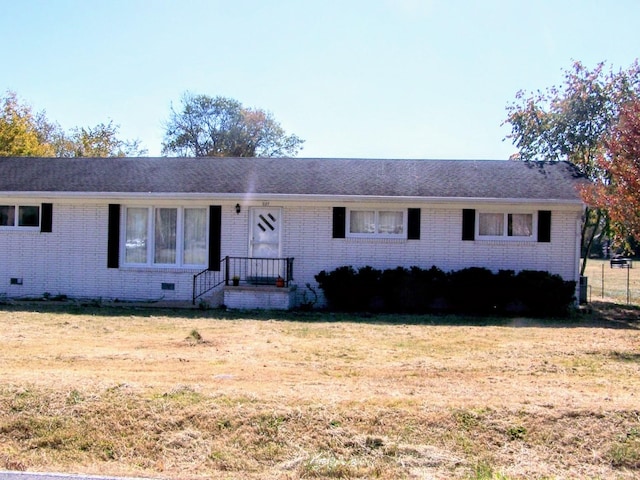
<box><xmin>0</xmin><ymin>190</ymin><xmax>585</xmax><ymax>207</ymax></box>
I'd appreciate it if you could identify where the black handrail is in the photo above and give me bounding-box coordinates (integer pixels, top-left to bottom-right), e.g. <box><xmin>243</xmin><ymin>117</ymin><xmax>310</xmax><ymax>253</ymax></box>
<box><xmin>192</xmin><ymin>257</ymin><xmax>226</xmax><ymax>304</ymax></box>
<box><xmin>192</xmin><ymin>256</ymin><xmax>294</xmax><ymax>304</ymax></box>
<box><xmin>225</xmin><ymin>256</ymin><xmax>294</xmax><ymax>286</ymax></box>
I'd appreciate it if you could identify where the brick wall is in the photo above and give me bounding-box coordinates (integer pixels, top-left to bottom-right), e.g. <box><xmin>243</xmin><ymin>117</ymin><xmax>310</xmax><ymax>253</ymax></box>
<box><xmin>282</xmin><ymin>205</ymin><xmax>581</xmax><ymax>307</ymax></box>
<box><xmin>1</xmin><ymin>203</ymin><xmax>199</xmax><ymax>301</ymax></box>
<box><xmin>0</xmin><ymin>200</ymin><xmax>582</xmax><ymax>306</ymax></box>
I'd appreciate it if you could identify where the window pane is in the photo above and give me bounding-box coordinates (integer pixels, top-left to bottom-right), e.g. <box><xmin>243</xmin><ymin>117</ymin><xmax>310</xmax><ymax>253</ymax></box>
<box><xmin>18</xmin><ymin>206</ymin><xmax>39</xmax><ymax>227</ymax></box>
<box><xmin>350</xmin><ymin>211</ymin><xmax>375</xmax><ymax>233</ymax></box>
<box><xmin>125</xmin><ymin>208</ymin><xmax>148</xmax><ymax>263</ymax></box>
<box><xmin>0</xmin><ymin>206</ymin><xmax>15</xmax><ymax>226</ymax></box>
<box><xmin>509</xmin><ymin>213</ymin><xmax>533</xmax><ymax>237</ymax></box>
<box><xmin>479</xmin><ymin>213</ymin><xmax>503</xmax><ymax>236</ymax></box>
<box><xmin>378</xmin><ymin>211</ymin><xmax>404</xmax><ymax>234</ymax></box>
<box><xmin>183</xmin><ymin>208</ymin><xmax>207</xmax><ymax>265</ymax></box>
<box><xmin>154</xmin><ymin>208</ymin><xmax>177</xmax><ymax>264</ymax></box>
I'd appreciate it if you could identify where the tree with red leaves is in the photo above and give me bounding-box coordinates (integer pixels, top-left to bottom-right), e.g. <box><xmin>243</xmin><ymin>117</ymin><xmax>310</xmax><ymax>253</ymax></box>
<box><xmin>584</xmin><ymin>99</ymin><xmax>640</xmax><ymax>249</ymax></box>
<box><xmin>504</xmin><ymin>61</ymin><xmax>640</xmax><ymax>272</ymax></box>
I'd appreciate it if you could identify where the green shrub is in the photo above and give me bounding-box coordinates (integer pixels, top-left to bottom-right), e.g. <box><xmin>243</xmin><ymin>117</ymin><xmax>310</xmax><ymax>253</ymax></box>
<box><xmin>315</xmin><ymin>266</ymin><xmax>358</xmax><ymax>311</ymax></box>
<box><xmin>315</xmin><ymin>265</ymin><xmax>575</xmax><ymax>316</ymax></box>
<box><xmin>515</xmin><ymin>270</ymin><xmax>576</xmax><ymax>317</ymax></box>
<box><xmin>447</xmin><ymin>267</ymin><xmax>497</xmax><ymax>314</ymax></box>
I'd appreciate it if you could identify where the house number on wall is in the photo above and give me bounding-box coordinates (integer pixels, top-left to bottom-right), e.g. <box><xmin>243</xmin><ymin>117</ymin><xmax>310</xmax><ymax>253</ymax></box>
<box><xmin>262</xmin><ymin>201</ymin><xmax>270</xmax><ymax>207</ymax></box>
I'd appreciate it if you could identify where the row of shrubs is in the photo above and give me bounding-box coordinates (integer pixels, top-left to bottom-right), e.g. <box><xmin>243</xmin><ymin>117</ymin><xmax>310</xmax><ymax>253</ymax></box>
<box><xmin>314</xmin><ymin>265</ymin><xmax>576</xmax><ymax>317</ymax></box>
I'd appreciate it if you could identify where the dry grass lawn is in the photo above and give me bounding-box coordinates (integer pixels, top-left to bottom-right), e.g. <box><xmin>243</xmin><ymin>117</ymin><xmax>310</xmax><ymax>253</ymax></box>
<box><xmin>0</xmin><ymin>302</ymin><xmax>639</xmax><ymax>479</ymax></box>
<box><xmin>584</xmin><ymin>259</ymin><xmax>640</xmax><ymax>305</ymax></box>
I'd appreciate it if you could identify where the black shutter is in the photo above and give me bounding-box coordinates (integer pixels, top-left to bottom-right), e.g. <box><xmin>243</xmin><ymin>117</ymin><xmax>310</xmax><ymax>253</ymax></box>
<box><xmin>332</xmin><ymin>207</ymin><xmax>346</xmax><ymax>238</ymax></box>
<box><xmin>40</xmin><ymin>203</ymin><xmax>52</xmax><ymax>233</ymax></box>
<box><xmin>538</xmin><ymin>210</ymin><xmax>551</xmax><ymax>242</ymax></box>
<box><xmin>107</xmin><ymin>204</ymin><xmax>120</xmax><ymax>269</ymax></box>
<box><xmin>407</xmin><ymin>208</ymin><xmax>421</xmax><ymax>240</ymax></box>
<box><xmin>462</xmin><ymin>209</ymin><xmax>475</xmax><ymax>241</ymax></box>
<box><xmin>208</xmin><ymin>205</ymin><xmax>222</xmax><ymax>271</ymax></box>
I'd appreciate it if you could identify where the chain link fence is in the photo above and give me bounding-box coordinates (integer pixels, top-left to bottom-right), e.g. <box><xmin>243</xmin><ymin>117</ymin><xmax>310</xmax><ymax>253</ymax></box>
<box><xmin>583</xmin><ymin>259</ymin><xmax>639</xmax><ymax>305</ymax></box>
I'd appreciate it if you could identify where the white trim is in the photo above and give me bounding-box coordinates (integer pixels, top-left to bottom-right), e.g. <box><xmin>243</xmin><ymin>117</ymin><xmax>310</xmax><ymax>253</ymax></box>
<box><xmin>346</xmin><ymin>208</ymin><xmax>407</xmax><ymax>239</ymax></box>
<box><xmin>475</xmin><ymin>211</ymin><xmax>538</xmax><ymax>242</ymax></box>
<box><xmin>0</xmin><ymin>194</ymin><xmax>585</xmax><ymax>216</ymax></box>
<box><xmin>249</xmin><ymin>206</ymin><xmax>283</xmax><ymax>258</ymax></box>
<box><xmin>0</xmin><ymin>203</ymin><xmax>41</xmax><ymax>230</ymax></box>
<box><xmin>120</xmin><ymin>205</ymin><xmax>208</xmax><ymax>269</ymax></box>
<box><xmin>0</xmin><ymin>190</ymin><xmax>585</xmax><ymax>207</ymax></box>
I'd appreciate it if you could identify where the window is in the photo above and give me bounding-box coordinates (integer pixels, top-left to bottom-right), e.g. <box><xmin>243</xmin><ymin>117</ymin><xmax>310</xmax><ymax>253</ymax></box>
<box><xmin>348</xmin><ymin>209</ymin><xmax>405</xmax><ymax>237</ymax></box>
<box><xmin>478</xmin><ymin>213</ymin><xmax>503</xmax><ymax>236</ymax></box>
<box><xmin>0</xmin><ymin>205</ymin><xmax>40</xmax><ymax>228</ymax></box>
<box><xmin>123</xmin><ymin>206</ymin><xmax>207</xmax><ymax>267</ymax></box>
<box><xmin>478</xmin><ymin>212</ymin><xmax>534</xmax><ymax>239</ymax></box>
<box><xmin>125</xmin><ymin>207</ymin><xmax>148</xmax><ymax>263</ymax></box>
<box><xmin>183</xmin><ymin>208</ymin><xmax>207</xmax><ymax>265</ymax></box>
<box><xmin>154</xmin><ymin>208</ymin><xmax>177</xmax><ymax>264</ymax></box>
<box><xmin>508</xmin><ymin>213</ymin><xmax>533</xmax><ymax>237</ymax></box>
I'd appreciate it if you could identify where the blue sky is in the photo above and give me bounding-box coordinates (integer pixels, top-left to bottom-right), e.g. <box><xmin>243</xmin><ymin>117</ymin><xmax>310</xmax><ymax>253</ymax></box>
<box><xmin>1</xmin><ymin>0</ymin><xmax>639</xmax><ymax>159</ymax></box>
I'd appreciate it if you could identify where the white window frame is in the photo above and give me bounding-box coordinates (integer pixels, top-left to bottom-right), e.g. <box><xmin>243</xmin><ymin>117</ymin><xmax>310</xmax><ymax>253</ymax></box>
<box><xmin>121</xmin><ymin>206</ymin><xmax>208</xmax><ymax>268</ymax></box>
<box><xmin>347</xmin><ymin>208</ymin><xmax>407</xmax><ymax>238</ymax></box>
<box><xmin>476</xmin><ymin>211</ymin><xmax>537</xmax><ymax>241</ymax></box>
<box><xmin>0</xmin><ymin>204</ymin><xmax>40</xmax><ymax>230</ymax></box>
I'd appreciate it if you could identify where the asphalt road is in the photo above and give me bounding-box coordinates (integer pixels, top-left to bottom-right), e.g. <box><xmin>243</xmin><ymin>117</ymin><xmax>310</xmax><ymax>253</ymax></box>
<box><xmin>0</xmin><ymin>473</ymin><xmax>160</xmax><ymax>480</ymax></box>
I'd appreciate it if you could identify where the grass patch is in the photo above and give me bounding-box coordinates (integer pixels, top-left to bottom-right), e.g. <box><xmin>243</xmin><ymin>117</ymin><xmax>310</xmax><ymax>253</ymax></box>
<box><xmin>584</xmin><ymin>258</ymin><xmax>640</xmax><ymax>305</ymax></box>
<box><xmin>0</xmin><ymin>303</ymin><xmax>639</xmax><ymax>478</ymax></box>
<box><xmin>185</xmin><ymin>328</ymin><xmax>205</xmax><ymax>345</ymax></box>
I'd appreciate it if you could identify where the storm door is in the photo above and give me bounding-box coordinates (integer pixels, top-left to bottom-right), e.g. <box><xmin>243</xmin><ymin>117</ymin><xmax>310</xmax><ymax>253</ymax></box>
<box><xmin>248</xmin><ymin>207</ymin><xmax>283</xmax><ymax>282</ymax></box>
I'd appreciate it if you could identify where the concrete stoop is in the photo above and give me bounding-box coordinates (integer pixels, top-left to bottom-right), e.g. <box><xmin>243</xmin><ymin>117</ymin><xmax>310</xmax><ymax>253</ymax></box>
<box><xmin>223</xmin><ymin>284</ymin><xmax>297</xmax><ymax>310</ymax></box>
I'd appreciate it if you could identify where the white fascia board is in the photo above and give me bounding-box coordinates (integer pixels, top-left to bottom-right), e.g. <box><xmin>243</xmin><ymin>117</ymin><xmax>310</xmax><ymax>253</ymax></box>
<box><xmin>0</xmin><ymin>191</ymin><xmax>585</xmax><ymax>210</ymax></box>
<box><xmin>222</xmin><ymin>193</ymin><xmax>584</xmax><ymax>211</ymax></box>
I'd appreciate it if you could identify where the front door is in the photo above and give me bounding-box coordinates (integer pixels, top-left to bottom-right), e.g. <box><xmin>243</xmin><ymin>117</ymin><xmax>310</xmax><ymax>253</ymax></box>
<box><xmin>249</xmin><ymin>207</ymin><xmax>282</xmax><ymax>282</ymax></box>
<box><xmin>250</xmin><ymin>207</ymin><xmax>281</xmax><ymax>258</ymax></box>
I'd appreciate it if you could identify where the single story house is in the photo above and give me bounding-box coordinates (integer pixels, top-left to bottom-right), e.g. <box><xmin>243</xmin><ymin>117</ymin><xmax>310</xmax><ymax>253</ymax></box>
<box><xmin>0</xmin><ymin>157</ymin><xmax>584</xmax><ymax>309</ymax></box>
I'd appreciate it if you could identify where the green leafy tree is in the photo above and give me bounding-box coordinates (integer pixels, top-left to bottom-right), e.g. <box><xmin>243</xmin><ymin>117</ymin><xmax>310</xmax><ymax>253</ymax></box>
<box><xmin>504</xmin><ymin>61</ymin><xmax>640</xmax><ymax>274</ymax></box>
<box><xmin>56</xmin><ymin>121</ymin><xmax>147</xmax><ymax>157</ymax></box>
<box><xmin>162</xmin><ymin>93</ymin><xmax>304</xmax><ymax>157</ymax></box>
<box><xmin>0</xmin><ymin>91</ymin><xmax>146</xmax><ymax>158</ymax></box>
<box><xmin>0</xmin><ymin>91</ymin><xmax>55</xmax><ymax>156</ymax></box>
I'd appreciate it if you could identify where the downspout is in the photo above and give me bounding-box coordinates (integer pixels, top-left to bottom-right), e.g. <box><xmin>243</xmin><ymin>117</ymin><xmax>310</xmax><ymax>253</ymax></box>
<box><xmin>575</xmin><ymin>215</ymin><xmax>583</xmax><ymax>304</ymax></box>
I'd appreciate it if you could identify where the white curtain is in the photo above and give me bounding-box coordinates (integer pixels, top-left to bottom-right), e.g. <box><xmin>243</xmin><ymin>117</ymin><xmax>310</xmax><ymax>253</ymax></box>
<box><xmin>125</xmin><ymin>207</ymin><xmax>148</xmax><ymax>263</ymax></box>
<box><xmin>378</xmin><ymin>211</ymin><xmax>404</xmax><ymax>234</ymax></box>
<box><xmin>154</xmin><ymin>208</ymin><xmax>177</xmax><ymax>264</ymax></box>
<box><xmin>479</xmin><ymin>213</ymin><xmax>504</xmax><ymax>236</ymax></box>
<box><xmin>350</xmin><ymin>211</ymin><xmax>375</xmax><ymax>234</ymax></box>
<box><xmin>350</xmin><ymin>210</ymin><xmax>404</xmax><ymax>235</ymax></box>
<box><xmin>183</xmin><ymin>208</ymin><xmax>207</xmax><ymax>265</ymax></box>
<box><xmin>509</xmin><ymin>214</ymin><xmax>533</xmax><ymax>237</ymax></box>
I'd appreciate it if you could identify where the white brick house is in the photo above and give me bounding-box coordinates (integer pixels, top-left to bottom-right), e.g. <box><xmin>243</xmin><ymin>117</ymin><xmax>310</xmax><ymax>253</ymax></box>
<box><xmin>0</xmin><ymin>157</ymin><xmax>584</xmax><ymax>308</ymax></box>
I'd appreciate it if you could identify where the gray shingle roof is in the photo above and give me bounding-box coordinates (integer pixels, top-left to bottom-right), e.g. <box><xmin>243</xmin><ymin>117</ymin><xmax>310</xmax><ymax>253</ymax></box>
<box><xmin>0</xmin><ymin>157</ymin><xmax>584</xmax><ymax>201</ymax></box>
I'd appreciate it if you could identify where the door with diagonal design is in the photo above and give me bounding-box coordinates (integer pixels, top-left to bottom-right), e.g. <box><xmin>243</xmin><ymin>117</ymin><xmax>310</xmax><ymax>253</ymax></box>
<box><xmin>250</xmin><ymin>208</ymin><xmax>281</xmax><ymax>257</ymax></box>
<box><xmin>249</xmin><ymin>207</ymin><xmax>282</xmax><ymax>282</ymax></box>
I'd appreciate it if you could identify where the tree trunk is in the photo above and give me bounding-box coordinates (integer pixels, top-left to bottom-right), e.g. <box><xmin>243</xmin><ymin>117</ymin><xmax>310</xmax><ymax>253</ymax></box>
<box><xmin>580</xmin><ymin>207</ymin><xmax>603</xmax><ymax>276</ymax></box>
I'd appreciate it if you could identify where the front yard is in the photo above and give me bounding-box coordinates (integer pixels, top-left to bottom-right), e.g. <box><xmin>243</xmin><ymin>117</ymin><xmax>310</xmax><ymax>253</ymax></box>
<box><xmin>0</xmin><ymin>303</ymin><xmax>639</xmax><ymax>479</ymax></box>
